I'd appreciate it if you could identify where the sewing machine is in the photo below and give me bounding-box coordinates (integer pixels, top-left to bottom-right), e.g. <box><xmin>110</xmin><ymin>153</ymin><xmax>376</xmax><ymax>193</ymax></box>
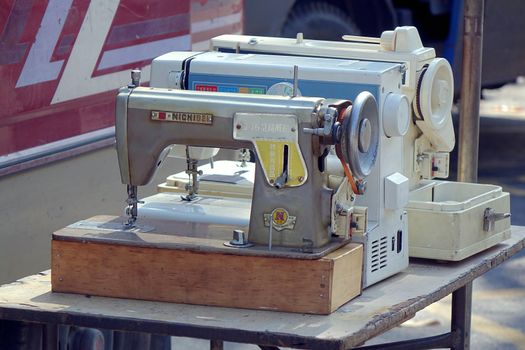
<box><xmin>147</xmin><ymin>51</ymin><xmax>410</xmax><ymax>287</ymax></box>
<box><xmin>47</xmin><ymin>73</ymin><xmax>375</xmax><ymax>315</ymax></box>
<box><xmin>116</xmin><ymin>76</ymin><xmax>379</xmax><ymax>255</ymax></box>
<box><xmin>206</xmin><ymin>26</ymin><xmax>511</xmax><ymax>261</ymax></box>
<box><xmin>210</xmin><ymin>26</ymin><xmax>454</xmax><ymax>185</ymax></box>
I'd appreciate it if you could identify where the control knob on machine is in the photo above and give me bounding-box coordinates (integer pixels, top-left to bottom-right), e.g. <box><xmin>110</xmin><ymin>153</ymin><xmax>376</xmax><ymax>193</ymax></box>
<box><xmin>339</xmin><ymin>91</ymin><xmax>380</xmax><ymax>180</ymax></box>
<box><xmin>383</xmin><ymin>93</ymin><xmax>410</xmax><ymax>138</ymax></box>
<box><xmin>303</xmin><ymin>92</ymin><xmax>379</xmax><ymax>194</ymax></box>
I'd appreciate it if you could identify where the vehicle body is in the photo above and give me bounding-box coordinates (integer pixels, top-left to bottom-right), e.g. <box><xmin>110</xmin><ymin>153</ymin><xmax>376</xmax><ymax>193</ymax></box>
<box><xmin>0</xmin><ymin>0</ymin><xmax>242</xmax><ymax>164</ymax></box>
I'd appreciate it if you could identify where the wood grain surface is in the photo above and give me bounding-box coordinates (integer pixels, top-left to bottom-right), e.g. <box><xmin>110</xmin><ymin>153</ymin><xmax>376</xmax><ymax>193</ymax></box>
<box><xmin>52</xmin><ymin>231</ymin><xmax>362</xmax><ymax>315</ymax></box>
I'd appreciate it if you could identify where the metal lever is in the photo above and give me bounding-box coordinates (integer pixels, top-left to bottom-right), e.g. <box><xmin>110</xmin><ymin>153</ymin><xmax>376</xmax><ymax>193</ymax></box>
<box><xmin>303</xmin><ymin>110</ymin><xmax>336</xmax><ymax>137</ymax></box>
<box><xmin>274</xmin><ymin>170</ymin><xmax>288</xmax><ymax>189</ymax></box>
<box><xmin>274</xmin><ymin>145</ymin><xmax>289</xmax><ymax>189</ymax></box>
<box><xmin>292</xmin><ymin>65</ymin><xmax>299</xmax><ymax>97</ymax></box>
<box><xmin>483</xmin><ymin>207</ymin><xmax>511</xmax><ymax>232</ymax></box>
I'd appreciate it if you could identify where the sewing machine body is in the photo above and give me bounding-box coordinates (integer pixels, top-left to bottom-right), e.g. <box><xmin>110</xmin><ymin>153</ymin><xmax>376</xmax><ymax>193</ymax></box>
<box><xmin>209</xmin><ymin>27</ymin><xmax>455</xmax><ymax>187</ymax></box>
<box><xmin>116</xmin><ymin>86</ymin><xmax>377</xmax><ymax>253</ymax></box>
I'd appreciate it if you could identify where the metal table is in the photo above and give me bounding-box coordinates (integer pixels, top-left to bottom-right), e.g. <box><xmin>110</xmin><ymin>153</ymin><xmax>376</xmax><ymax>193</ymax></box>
<box><xmin>0</xmin><ymin>227</ymin><xmax>523</xmax><ymax>350</ymax></box>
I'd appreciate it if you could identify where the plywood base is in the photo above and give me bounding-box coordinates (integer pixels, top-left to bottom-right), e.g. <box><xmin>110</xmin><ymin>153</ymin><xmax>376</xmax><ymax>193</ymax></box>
<box><xmin>51</xmin><ymin>216</ymin><xmax>362</xmax><ymax>315</ymax></box>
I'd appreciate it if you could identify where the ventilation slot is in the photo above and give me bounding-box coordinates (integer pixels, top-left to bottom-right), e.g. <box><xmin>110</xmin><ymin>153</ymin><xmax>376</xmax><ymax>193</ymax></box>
<box><xmin>371</xmin><ymin>236</ymin><xmax>389</xmax><ymax>272</ymax></box>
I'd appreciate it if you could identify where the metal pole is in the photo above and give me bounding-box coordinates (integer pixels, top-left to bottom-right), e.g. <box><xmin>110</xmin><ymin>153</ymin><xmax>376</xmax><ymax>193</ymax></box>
<box><xmin>43</xmin><ymin>323</ymin><xmax>58</xmax><ymax>350</ymax></box>
<box><xmin>451</xmin><ymin>282</ymin><xmax>473</xmax><ymax>350</ymax></box>
<box><xmin>211</xmin><ymin>339</ymin><xmax>224</xmax><ymax>350</ymax></box>
<box><xmin>457</xmin><ymin>0</ymin><xmax>485</xmax><ymax>183</ymax></box>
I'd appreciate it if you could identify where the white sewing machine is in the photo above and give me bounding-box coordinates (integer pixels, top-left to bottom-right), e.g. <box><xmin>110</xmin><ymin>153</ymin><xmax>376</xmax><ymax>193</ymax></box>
<box><xmin>207</xmin><ymin>26</ymin><xmax>512</xmax><ymax>261</ymax></box>
<box><xmin>210</xmin><ymin>26</ymin><xmax>454</xmax><ymax>185</ymax></box>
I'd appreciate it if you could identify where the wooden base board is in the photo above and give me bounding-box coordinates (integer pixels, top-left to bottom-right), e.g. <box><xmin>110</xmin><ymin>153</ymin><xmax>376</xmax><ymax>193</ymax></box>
<box><xmin>51</xmin><ymin>217</ymin><xmax>363</xmax><ymax>315</ymax></box>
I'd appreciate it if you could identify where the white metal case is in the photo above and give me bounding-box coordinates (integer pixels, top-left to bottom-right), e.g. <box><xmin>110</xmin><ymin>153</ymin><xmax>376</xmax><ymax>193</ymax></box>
<box><xmin>407</xmin><ymin>181</ymin><xmax>511</xmax><ymax>261</ymax></box>
<box><xmin>150</xmin><ymin>52</ymin><xmax>409</xmax><ymax>287</ymax></box>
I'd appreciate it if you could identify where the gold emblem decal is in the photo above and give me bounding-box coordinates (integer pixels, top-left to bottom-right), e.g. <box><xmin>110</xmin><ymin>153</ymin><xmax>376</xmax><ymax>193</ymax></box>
<box><xmin>263</xmin><ymin>208</ymin><xmax>297</xmax><ymax>231</ymax></box>
<box><xmin>151</xmin><ymin>111</ymin><xmax>213</xmax><ymax>124</ymax></box>
<box><xmin>272</xmin><ymin>208</ymin><xmax>289</xmax><ymax>226</ymax></box>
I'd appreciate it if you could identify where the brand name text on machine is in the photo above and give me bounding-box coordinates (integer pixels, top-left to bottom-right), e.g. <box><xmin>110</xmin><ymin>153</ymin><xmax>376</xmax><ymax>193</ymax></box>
<box><xmin>151</xmin><ymin>111</ymin><xmax>213</xmax><ymax>124</ymax></box>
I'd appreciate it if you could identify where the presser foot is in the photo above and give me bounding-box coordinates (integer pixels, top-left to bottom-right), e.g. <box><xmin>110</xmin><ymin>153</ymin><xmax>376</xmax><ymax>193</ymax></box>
<box><xmin>180</xmin><ymin>193</ymin><xmax>199</xmax><ymax>202</ymax></box>
<box><xmin>123</xmin><ymin>215</ymin><xmax>137</xmax><ymax>229</ymax></box>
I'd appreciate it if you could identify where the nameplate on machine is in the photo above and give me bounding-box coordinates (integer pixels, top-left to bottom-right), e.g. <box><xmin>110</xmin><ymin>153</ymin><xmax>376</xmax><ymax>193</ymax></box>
<box><xmin>151</xmin><ymin>111</ymin><xmax>213</xmax><ymax>124</ymax></box>
<box><xmin>233</xmin><ymin>113</ymin><xmax>308</xmax><ymax>187</ymax></box>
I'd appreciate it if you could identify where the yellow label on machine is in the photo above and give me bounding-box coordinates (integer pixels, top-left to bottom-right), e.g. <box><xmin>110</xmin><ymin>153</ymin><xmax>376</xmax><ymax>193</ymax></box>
<box><xmin>233</xmin><ymin>112</ymin><xmax>308</xmax><ymax>187</ymax></box>
<box><xmin>253</xmin><ymin>140</ymin><xmax>307</xmax><ymax>187</ymax></box>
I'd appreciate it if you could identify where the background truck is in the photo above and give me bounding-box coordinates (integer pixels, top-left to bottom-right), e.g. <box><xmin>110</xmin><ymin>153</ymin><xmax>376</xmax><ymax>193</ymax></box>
<box><xmin>244</xmin><ymin>0</ymin><xmax>525</xmax><ymax>90</ymax></box>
